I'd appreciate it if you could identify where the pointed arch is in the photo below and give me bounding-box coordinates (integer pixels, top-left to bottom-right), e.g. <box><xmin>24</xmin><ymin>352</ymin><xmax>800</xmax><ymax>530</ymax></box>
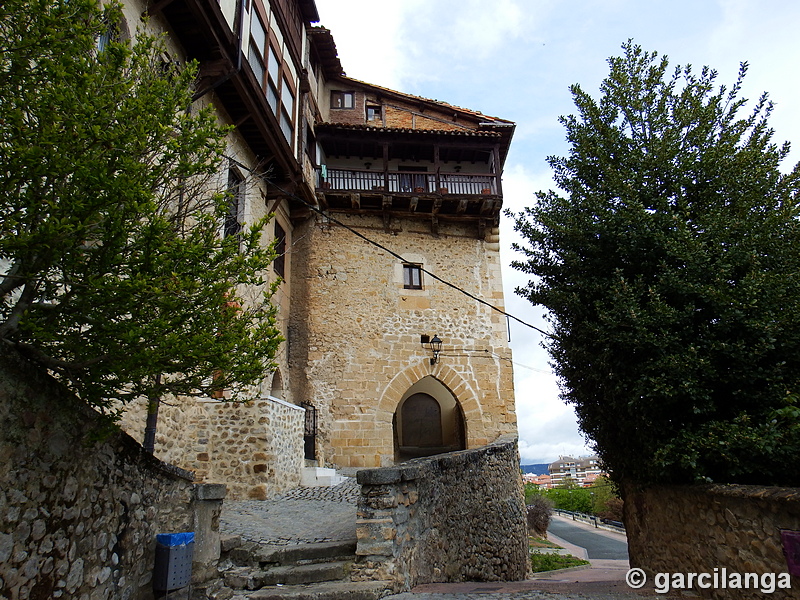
<box><xmin>377</xmin><ymin>361</ymin><xmax>486</xmax><ymax>449</ymax></box>
<box><xmin>270</xmin><ymin>369</ymin><xmax>284</xmax><ymax>400</ymax></box>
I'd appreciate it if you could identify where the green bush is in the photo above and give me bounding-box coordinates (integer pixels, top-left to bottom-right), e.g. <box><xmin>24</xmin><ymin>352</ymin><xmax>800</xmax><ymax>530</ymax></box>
<box><xmin>530</xmin><ymin>551</ymin><xmax>589</xmax><ymax>573</ymax></box>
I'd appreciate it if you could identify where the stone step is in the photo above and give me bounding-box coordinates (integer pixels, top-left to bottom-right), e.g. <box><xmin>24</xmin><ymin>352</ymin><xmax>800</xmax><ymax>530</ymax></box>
<box><xmin>231</xmin><ymin>580</ymin><xmax>392</xmax><ymax>600</ymax></box>
<box><xmin>224</xmin><ymin>561</ymin><xmax>351</xmax><ymax>589</ymax></box>
<box><xmin>227</xmin><ymin>540</ymin><xmax>358</xmax><ymax>569</ymax></box>
<box><xmin>260</xmin><ymin>541</ymin><xmax>358</xmax><ymax>566</ymax></box>
<box><xmin>301</xmin><ymin>467</ymin><xmax>348</xmax><ymax>487</ymax></box>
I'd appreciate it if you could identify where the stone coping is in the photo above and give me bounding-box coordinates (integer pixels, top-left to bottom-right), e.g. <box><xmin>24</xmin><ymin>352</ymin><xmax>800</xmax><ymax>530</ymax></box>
<box><xmin>265</xmin><ymin>395</ymin><xmax>306</xmax><ymax>411</ymax></box>
<box><xmin>356</xmin><ymin>434</ymin><xmax>518</xmax><ymax>485</ymax></box>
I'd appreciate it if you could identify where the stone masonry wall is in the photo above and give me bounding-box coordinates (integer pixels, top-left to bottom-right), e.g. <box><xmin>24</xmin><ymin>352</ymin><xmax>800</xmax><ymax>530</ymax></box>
<box><xmin>289</xmin><ymin>213</ymin><xmax>516</xmax><ymax>468</ymax></box>
<box><xmin>625</xmin><ymin>483</ymin><xmax>800</xmax><ymax>599</ymax></box>
<box><xmin>352</xmin><ymin>434</ymin><xmax>528</xmax><ymax>591</ymax></box>
<box><xmin>0</xmin><ymin>348</ymin><xmax>223</xmax><ymax>600</ymax></box>
<box><xmin>120</xmin><ymin>395</ymin><xmax>305</xmax><ymax>501</ymax></box>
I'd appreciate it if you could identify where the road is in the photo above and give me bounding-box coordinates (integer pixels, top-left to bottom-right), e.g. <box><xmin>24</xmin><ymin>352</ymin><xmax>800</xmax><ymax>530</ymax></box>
<box><xmin>548</xmin><ymin>514</ymin><xmax>629</xmax><ymax>560</ymax></box>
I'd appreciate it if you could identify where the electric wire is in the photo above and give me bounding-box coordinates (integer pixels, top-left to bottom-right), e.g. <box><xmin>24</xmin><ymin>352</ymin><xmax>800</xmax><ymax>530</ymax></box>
<box><xmin>261</xmin><ymin>178</ymin><xmax>555</xmax><ymax>340</ymax></box>
<box><xmin>440</xmin><ymin>348</ymin><xmax>553</xmax><ymax>374</ymax></box>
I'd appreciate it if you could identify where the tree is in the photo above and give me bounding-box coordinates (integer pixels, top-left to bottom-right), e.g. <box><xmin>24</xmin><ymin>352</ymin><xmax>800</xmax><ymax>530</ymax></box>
<box><xmin>525</xmin><ymin>494</ymin><xmax>553</xmax><ymax>537</ymax></box>
<box><xmin>588</xmin><ymin>475</ymin><xmax>622</xmax><ymax>520</ymax></box>
<box><xmin>0</xmin><ymin>0</ymin><xmax>282</xmax><ymax>420</ymax></box>
<box><xmin>509</xmin><ymin>41</ymin><xmax>800</xmax><ymax>487</ymax></box>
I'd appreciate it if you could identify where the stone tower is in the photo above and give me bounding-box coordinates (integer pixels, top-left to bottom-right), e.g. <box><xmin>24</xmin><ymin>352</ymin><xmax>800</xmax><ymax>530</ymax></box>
<box><xmin>290</xmin><ymin>75</ymin><xmax>518</xmax><ymax>468</ymax></box>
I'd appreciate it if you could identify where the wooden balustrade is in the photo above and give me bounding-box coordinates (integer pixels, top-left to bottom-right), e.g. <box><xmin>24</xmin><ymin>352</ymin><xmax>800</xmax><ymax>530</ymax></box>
<box><xmin>319</xmin><ymin>168</ymin><xmax>496</xmax><ymax>195</ymax></box>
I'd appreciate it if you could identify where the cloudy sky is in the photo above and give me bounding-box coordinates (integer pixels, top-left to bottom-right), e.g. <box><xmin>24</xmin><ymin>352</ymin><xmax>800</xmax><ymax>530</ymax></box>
<box><xmin>312</xmin><ymin>0</ymin><xmax>800</xmax><ymax>464</ymax></box>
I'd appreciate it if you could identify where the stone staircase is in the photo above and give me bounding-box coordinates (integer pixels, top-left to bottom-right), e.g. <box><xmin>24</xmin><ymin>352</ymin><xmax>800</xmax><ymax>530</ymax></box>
<box><xmin>211</xmin><ymin>536</ymin><xmax>392</xmax><ymax>600</ymax></box>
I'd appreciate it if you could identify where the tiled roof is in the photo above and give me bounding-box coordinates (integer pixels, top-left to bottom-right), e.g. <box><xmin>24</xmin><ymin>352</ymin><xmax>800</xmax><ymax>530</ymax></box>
<box><xmin>316</xmin><ymin>122</ymin><xmax>505</xmax><ymax>138</ymax></box>
<box><xmin>337</xmin><ymin>76</ymin><xmax>515</xmax><ymax>126</ymax></box>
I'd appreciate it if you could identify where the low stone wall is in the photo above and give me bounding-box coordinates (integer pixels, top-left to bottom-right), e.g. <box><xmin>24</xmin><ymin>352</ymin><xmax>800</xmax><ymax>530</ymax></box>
<box><xmin>352</xmin><ymin>434</ymin><xmax>529</xmax><ymax>591</ymax></box>
<box><xmin>625</xmin><ymin>483</ymin><xmax>800</xmax><ymax>599</ymax></box>
<box><xmin>0</xmin><ymin>348</ymin><xmax>224</xmax><ymax>600</ymax></box>
<box><xmin>120</xmin><ymin>394</ymin><xmax>305</xmax><ymax>500</ymax></box>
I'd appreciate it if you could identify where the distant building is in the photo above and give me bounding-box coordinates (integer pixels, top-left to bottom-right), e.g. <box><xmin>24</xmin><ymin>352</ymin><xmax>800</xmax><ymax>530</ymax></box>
<box><xmin>522</xmin><ymin>473</ymin><xmax>552</xmax><ymax>489</ymax></box>
<box><xmin>548</xmin><ymin>455</ymin><xmax>605</xmax><ymax>487</ymax></box>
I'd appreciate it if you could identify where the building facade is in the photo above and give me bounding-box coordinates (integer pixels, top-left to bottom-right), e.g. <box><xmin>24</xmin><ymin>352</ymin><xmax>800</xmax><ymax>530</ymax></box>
<box><xmin>548</xmin><ymin>455</ymin><xmax>605</xmax><ymax>487</ymax></box>
<box><xmin>118</xmin><ymin>0</ymin><xmax>518</xmax><ymax>495</ymax></box>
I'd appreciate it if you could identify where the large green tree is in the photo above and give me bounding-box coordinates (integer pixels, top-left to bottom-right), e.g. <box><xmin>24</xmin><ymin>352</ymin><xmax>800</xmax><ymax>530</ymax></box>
<box><xmin>509</xmin><ymin>42</ymin><xmax>800</xmax><ymax>486</ymax></box>
<box><xmin>0</xmin><ymin>0</ymin><xmax>281</xmax><ymax>418</ymax></box>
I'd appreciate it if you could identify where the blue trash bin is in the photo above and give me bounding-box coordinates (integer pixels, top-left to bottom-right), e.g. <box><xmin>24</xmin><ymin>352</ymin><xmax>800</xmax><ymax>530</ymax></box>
<box><xmin>153</xmin><ymin>532</ymin><xmax>194</xmax><ymax>592</ymax></box>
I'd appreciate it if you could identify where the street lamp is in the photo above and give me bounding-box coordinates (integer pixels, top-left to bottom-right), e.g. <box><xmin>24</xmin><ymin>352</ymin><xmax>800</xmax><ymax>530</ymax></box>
<box><xmin>421</xmin><ymin>334</ymin><xmax>443</xmax><ymax>365</ymax></box>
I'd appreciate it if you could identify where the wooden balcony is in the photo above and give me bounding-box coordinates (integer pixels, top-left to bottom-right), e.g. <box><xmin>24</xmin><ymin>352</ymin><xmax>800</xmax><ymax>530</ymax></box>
<box><xmin>315</xmin><ymin>167</ymin><xmax>502</xmax><ymax>237</ymax></box>
<box><xmin>319</xmin><ymin>168</ymin><xmax>497</xmax><ymax>196</ymax></box>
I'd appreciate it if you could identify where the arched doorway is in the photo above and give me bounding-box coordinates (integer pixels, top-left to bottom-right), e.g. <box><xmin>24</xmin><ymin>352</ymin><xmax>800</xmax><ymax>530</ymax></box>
<box><xmin>394</xmin><ymin>377</ymin><xmax>466</xmax><ymax>461</ymax></box>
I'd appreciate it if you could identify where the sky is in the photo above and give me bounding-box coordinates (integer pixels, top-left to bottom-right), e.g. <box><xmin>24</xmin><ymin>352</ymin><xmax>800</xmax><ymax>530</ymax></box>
<box><xmin>312</xmin><ymin>0</ymin><xmax>800</xmax><ymax>464</ymax></box>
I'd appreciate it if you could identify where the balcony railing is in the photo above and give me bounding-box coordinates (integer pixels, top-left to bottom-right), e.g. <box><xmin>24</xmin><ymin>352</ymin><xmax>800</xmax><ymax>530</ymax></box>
<box><xmin>318</xmin><ymin>168</ymin><xmax>497</xmax><ymax>195</ymax></box>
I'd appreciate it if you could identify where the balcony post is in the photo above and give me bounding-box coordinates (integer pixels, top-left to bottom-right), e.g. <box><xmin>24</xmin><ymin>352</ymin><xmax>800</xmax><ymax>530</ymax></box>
<box><xmin>434</xmin><ymin>145</ymin><xmax>441</xmax><ymax>193</ymax></box>
<box><xmin>493</xmin><ymin>145</ymin><xmax>503</xmax><ymax>195</ymax></box>
<box><xmin>383</xmin><ymin>143</ymin><xmax>389</xmax><ymax>191</ymax></box>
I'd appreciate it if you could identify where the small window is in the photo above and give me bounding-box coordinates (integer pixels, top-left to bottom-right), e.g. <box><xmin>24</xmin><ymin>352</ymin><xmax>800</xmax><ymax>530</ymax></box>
<box><xmin>274</xmin><ymin>221</ymin><xmax>286</xmax><ymax>278</ymax></box>
<box><xmin>403</xmin><ymin>264</ymin><xmax>422</xmax><ymax>289</ymax></box>
<box><xmin>331</xmin><ymin>91</ymin><xmax>354</xmax><ymax>109</ymax></box>
<box><xmin>366</xmin><ymin>104</ymin><xmax>381</xmax><ymax>122</ymax></box>
<box><xmin>225</xmin><ymin>168</ymin><xmax>244</xmax><ymax>238</ymax></box>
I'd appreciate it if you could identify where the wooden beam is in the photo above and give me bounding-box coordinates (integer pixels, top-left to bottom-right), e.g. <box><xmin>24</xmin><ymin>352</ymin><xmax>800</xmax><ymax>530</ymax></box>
<box><xmin>350</xmin><ymin>193</ymin><xmax>361</xmax><ymax>209</ymax></box>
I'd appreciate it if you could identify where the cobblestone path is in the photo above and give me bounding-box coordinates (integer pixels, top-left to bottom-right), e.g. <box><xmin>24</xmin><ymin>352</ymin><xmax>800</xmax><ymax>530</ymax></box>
<box><xmin>220</xmin><ymin>478</ymin><xmax>359</xmax><ymax>545</ymax></box>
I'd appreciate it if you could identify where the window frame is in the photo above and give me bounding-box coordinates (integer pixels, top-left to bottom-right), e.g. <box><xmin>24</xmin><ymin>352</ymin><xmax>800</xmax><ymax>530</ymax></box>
<box><xmin>403</xmin><ymin>263</ymin><xmax>423</xmax><ymax>290</ymax></box>
<box><xmin>247</xmin><ymin>8</ymin><xmax>296</xmax><ymax>144</ymax></box>
<box><xmin>225</xmin><ymin>167</ymin><xmax>245</xmax><ymax>238</ymax></box>
<box><xmin>274</xmin><ymin>221</ymin><xmax>286</xmax><ymax>278</ymax></box>
<box><xmin>366</xmin><ymin>103</ymin><xmax>381</xmax><ymax>122</ymax></box>
<box><xmin>331</xmin><ymin>90</ymin><xmax>355</xmax><ymax>109</ymax></box>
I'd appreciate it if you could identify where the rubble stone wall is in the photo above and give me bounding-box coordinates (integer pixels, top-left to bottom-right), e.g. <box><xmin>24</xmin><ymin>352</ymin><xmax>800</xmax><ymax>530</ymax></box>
<box><xmin>0</xmin><ymin>348</ymin><xmax>223</xmax><ymax>600</ymax></box>
<box><xmin>625</xmin><ymin>483</ymin><xmax>800</xmax><ymax>599</ymax></box>
<box><xmin>120</xmin><ymin>395</ymin><xmax>305</xmax><ymax>501</ymax></box>
<box><xmin>352</xmin><ymin>435</ymin><xmax>529</xmax><ymax>591</ymax></box>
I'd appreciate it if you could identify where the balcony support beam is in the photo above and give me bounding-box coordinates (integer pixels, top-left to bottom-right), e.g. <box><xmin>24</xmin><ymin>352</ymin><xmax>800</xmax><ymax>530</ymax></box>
<box><xmin>382</xmin><ymin>196</ymin><xmax>393</xmax><ymax>231</ymax></box>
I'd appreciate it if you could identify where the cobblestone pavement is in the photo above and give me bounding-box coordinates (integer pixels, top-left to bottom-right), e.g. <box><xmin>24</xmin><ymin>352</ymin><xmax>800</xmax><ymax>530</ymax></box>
<box><xmin>384</xmin><ymin>588</ymin><xmax>678</xmax><ymax>600</ymax></box>
<box><xmin>220</xmin><ymin>478</ymin><xmax>359</xmax><ymax>545</ymax></box>
<box><xmin>220</xmin><ymin>480</ymin><xmax>682</xmax><ymax>599</ymax></box>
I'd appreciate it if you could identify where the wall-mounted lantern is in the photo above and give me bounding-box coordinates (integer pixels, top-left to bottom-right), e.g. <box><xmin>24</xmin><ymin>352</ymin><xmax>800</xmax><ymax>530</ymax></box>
<box><xmin>420</xmin><ymin>334</ymin><xmax>443</xmax><ymax>365</ymax></box>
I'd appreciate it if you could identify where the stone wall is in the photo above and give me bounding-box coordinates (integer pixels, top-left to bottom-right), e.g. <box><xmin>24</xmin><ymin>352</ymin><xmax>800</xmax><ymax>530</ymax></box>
<box><xmin>289</xmin><ymin>213</ymin><xmax>516</xmax><ymax>469</ymax></box>
<box><xmin>120</xmin><ymin>395</ymin><xmax>305</xmax><ymax>501</ymax></box>
<box><xmin>625</xmin><ymin>483</ymin><xmax>800</xmax><ymax>599</ymax></box>
<box><xmin>352</xmin><ymin>434</ymin><xmax>529</xmax><ymax>591</ymax></box>
<box><xmin>0</xmin><ymin>348</ymin><xmax>223</xmax><ymax>600</ymax></box>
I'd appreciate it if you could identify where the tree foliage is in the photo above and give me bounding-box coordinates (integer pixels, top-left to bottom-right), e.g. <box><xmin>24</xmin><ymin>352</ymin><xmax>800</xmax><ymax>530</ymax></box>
<box><xmin>509</xmin><ymin>42</ymin><xmax>800</xmax><ymax>486</ymax></box>
<box><xmin>0</xmin><ymin>0</ymin><xmax>281</xmax><ymax>415</ymax></box>
<box><xmin>525</xmin><ymin>494</ymin><xmax>553</xmax><ymax>537</ymax></box>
